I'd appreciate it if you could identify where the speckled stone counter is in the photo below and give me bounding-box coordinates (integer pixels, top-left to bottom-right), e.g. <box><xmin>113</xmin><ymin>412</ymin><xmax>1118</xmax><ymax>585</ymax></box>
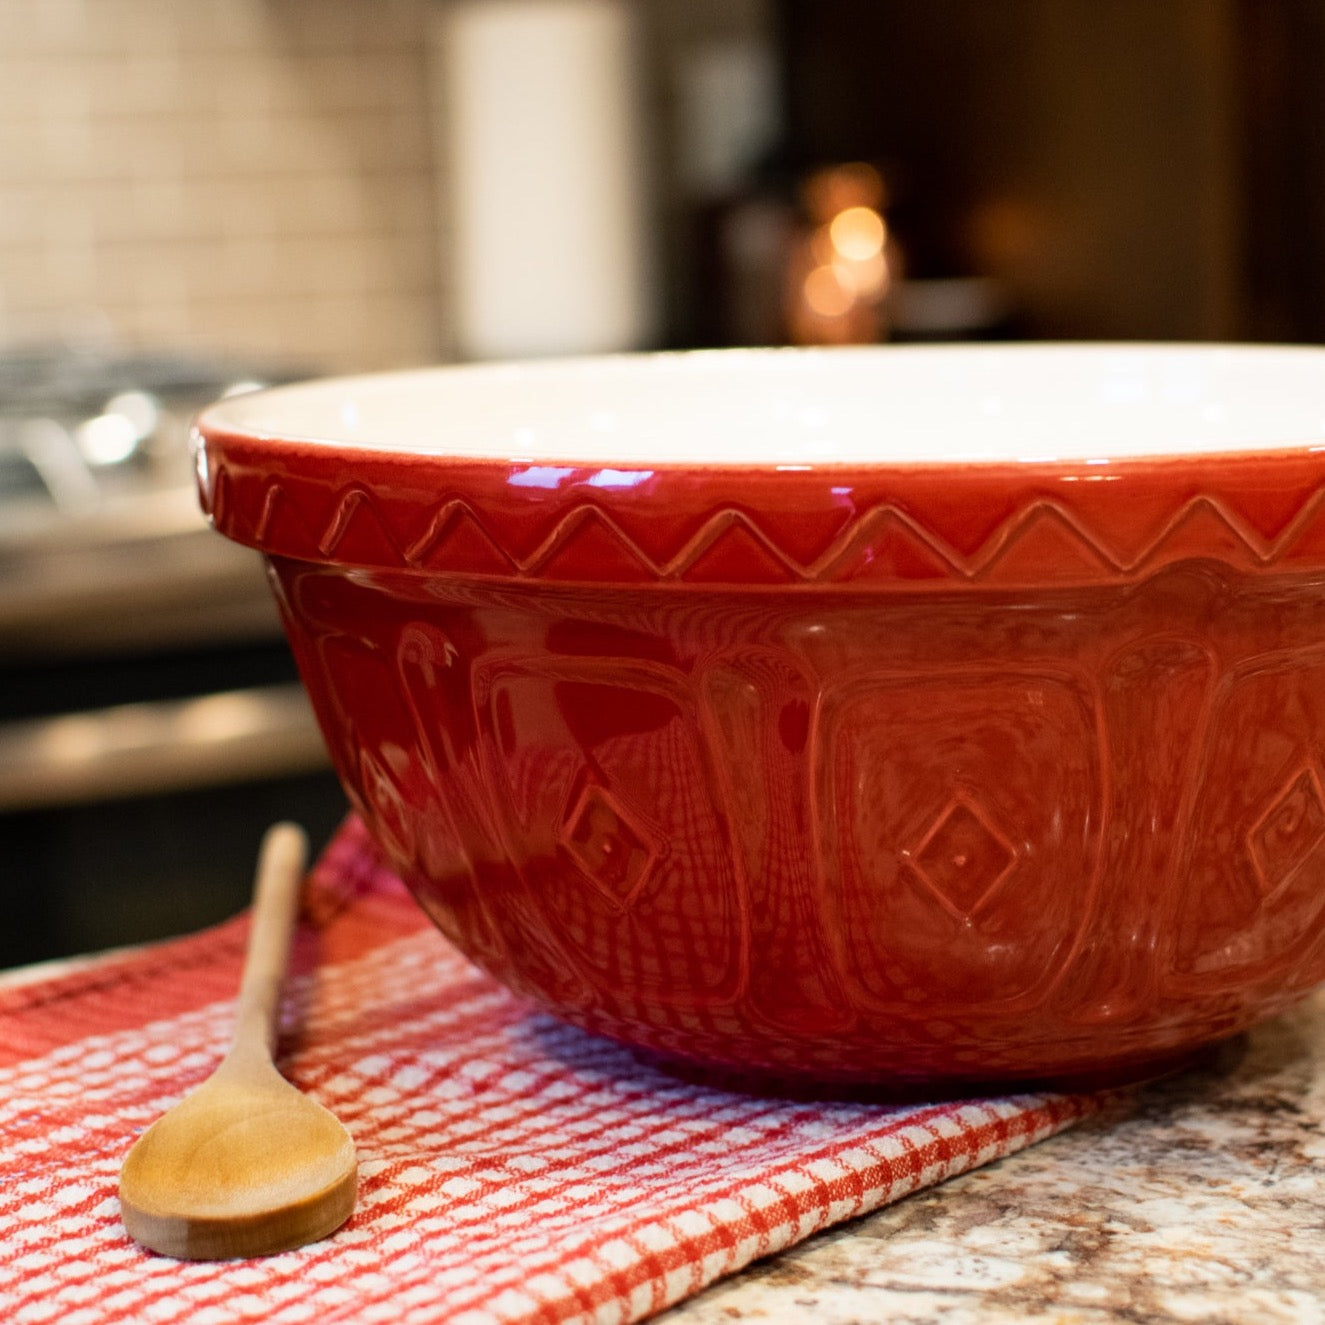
<box><xmin>663</xmin><ymin>990</ymin><xmax>1325</xmax><ymax>1324</ymax></box>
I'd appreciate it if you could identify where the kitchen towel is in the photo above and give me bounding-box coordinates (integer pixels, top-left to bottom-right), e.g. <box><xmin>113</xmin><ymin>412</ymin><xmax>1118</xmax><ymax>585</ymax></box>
<box><xmin>0</xmin><ymin>817</ymin><xmax>1095</xmax><ymax>1325</ymax></box>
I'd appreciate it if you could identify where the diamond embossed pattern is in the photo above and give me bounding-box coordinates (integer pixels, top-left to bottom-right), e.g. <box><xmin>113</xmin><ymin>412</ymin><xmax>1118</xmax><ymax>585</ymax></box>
<box><xmin>910</xmin><ymin>796</ymin><xmax>1019</xmax><ymax>921</ymax></box>
<box><xmin>269</xmin><ymin>556</ymin><xmax>1325</xmax><ymax>1086</ymax></box>
<box><xmin>563</xmin><ymin>782</ymin><xmax>660</xmax><ymax>909</ymax></box>
<box><xmin>1248</xmin><ymin>765</ymin><xmax>1325</xmax><ymax>901</ymax></box>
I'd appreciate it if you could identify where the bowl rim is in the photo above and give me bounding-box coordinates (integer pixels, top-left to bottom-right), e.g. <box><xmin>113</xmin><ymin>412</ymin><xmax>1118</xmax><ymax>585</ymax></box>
<box><xmin>194</xmin><ymin>343</ymin><xmax>1325</xmax><ymax>591</ymax></box>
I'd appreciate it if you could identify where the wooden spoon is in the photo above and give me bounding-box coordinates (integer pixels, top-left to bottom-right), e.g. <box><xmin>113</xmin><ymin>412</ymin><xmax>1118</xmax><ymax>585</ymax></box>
<box><xmin>119</xmin><ymin>822</ymin><xmax>357</xmax><ymax>1259</ymax></box>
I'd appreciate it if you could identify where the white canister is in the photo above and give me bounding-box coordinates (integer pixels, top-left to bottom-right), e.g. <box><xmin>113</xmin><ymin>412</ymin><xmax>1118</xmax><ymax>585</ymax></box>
<box><xmin>435</xmin><ymin>0</ymin><xmax>656</xmax><ymax>361</ymax></box>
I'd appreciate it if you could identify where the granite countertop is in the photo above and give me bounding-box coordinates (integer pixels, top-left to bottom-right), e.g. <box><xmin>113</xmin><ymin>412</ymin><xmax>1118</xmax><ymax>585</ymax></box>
<box><xmin>662</xmin><ymin>990</ymin><xmax>1325</xmax><ymax>1325</ymax></box>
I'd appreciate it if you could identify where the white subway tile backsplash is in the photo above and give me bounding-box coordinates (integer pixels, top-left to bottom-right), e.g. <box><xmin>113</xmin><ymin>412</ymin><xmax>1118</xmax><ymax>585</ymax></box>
<box><xmin>0</xmin><ymin>0</ymin><xmax>444</xmax><ymax>371</ymax></box>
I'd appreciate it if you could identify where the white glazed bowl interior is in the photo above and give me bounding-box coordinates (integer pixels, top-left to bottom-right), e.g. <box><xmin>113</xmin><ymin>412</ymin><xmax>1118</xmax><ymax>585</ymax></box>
<box><xmin>202</xmin><ymin>343</ymin><xmax>1325</xmax><ymax>467</ymax></box>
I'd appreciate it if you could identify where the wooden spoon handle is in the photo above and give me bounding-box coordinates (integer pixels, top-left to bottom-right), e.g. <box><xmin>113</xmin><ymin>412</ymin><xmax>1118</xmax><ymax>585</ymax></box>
<box><xmin>230</xmin><ymin>822</ymin><xmax>309</xmax><ymax>1060</ymax></box>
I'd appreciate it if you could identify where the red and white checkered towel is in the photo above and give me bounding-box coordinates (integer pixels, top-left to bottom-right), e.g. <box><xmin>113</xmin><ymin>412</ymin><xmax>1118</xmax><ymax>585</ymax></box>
<box><xmin>0</xmin><ymin>818</ymin><xmax>1096</xmax><ymax>1325</ymax></box>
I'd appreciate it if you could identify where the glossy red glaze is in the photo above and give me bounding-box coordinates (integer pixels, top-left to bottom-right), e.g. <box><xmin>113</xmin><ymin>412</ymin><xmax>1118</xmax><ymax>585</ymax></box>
<box><xmin>197</xmin><ymin>347</ymin><xmax>1325</xmax><ymax>1086</ymax></box>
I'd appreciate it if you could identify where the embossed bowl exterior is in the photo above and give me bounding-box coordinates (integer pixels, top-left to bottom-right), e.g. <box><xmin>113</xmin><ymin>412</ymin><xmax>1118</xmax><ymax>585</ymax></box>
<box><xmin>196</xmin><ymin>346</ymin><xmax>1325</xmax><ymax>1086</ymax></box>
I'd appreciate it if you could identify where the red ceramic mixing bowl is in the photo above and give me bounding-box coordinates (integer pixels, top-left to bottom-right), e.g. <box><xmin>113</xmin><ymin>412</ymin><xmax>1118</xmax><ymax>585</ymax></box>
<box><xmin>196</xmin><ymin>344</ymin><xmax>1325</xmax><ymax>1087</ymax></box>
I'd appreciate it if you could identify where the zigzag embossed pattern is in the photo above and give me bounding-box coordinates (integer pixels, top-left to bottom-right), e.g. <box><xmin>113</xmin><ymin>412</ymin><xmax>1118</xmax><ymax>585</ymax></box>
<box><xmin>201</xmin><ymin>441</ymin><xmax>1325</xmax><ymax>588</ymax></box>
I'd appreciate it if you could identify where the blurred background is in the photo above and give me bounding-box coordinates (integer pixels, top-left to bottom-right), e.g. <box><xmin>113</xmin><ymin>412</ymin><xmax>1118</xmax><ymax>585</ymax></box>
<box><xmin>2</xmin><ymin>0</ymin><xmax>1320</xmax><ymax>964</ymax></box>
